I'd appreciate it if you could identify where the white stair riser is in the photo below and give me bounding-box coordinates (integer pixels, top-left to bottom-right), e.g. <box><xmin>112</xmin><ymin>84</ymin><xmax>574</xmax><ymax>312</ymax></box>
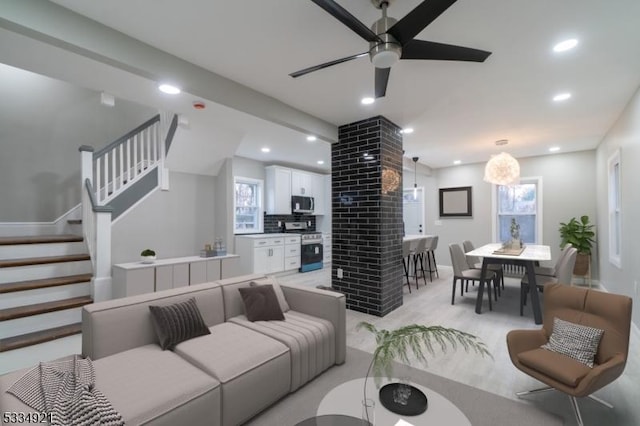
<box><xmin>0</xmin><ymin>307</ymin><xmax>81</xmax><ymax>339</ymax></box>
<box><xmin>0</xmin><ymin>334</ymin><xmax>82</xmax><ymax>375</ymax></box>
<box><xmin>0</xmin><ymin>282</ymin><xmax>91</xmax><ymax>310</ymax></box>
<box><xmin>0</xmin><ymin>241</ymin><xmax>86</xmax><ymax>259</ymax></box>
<box><xmin>0</xmin><ymin>261</ymin><xmax>92</xmax><ymax>284</ymax></box>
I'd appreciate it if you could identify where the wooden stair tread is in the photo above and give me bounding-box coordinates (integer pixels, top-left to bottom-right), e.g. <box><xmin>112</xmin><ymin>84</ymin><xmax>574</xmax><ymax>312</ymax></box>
<box><xmin>0</xmin><ymin>274</ymin><xmax>93</xmax><ymax>294</ymax></box>
<box><xmin>0</xmin><ymin>253</ymin><xmax>90</xmax><ymax>268</ymax></box>
<box><xmin>0</xmin><ymin>323</ymin><xmax>82</xmax><ymax>353</ymax></box>
<box><xmin>0</xmin><ymin>234</ymin><xmax>83</xmax><ymax>246</ymax></box>
<box><xmin>0</xmin><ymin>296</ymin><xmax>93</xmax><ymax>321</ymax></box>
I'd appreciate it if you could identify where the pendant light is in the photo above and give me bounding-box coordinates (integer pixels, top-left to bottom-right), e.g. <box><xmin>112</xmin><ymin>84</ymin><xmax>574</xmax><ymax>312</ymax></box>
<box><xmin>412</xmin><ymin>157</ymin><xmax>419</xmax><ymax>199</ymax></box>
<box><xmin>483</xmin><ymin>140</ymin><xmax>520</xmax><ymax>185</ymax></box>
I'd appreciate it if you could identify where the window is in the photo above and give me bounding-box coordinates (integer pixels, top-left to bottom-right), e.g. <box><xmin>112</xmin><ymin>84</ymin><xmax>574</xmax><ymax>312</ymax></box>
<box><xmin>608</xmin><ymin>150</ymin><xmax>621</xmax><ymax>267</ymax></box>
<box><xmin>492</xmin><ymin>177</ymin><xmax>542</xmax><ymax>244</ymax></box>
<box><xmin>234</xmin><ymin>177</ymin><xmax>263</xmax><ymax>234</ymax></box>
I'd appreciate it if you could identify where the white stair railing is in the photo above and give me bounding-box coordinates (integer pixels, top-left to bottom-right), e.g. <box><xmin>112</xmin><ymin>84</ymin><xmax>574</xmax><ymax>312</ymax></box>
<box><xmin>93</xmin><ymin>115</ymin><xmax>162</xmax><ymax>205</ymax></box>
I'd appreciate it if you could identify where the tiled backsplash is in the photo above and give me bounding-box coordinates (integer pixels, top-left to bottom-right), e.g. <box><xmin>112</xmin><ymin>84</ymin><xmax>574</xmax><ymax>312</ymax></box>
<box><xmin>263</xmin><ymin>214</ymin><xmax>316</xmax><ymax>233</ymax></box>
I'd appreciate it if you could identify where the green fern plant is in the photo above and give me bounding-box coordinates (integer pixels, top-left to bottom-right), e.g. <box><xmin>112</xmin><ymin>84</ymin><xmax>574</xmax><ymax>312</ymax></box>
<box><xmin>357</xmin><ymin>322</ymin><xmax>492</xmax><ymax>387</ymax></box>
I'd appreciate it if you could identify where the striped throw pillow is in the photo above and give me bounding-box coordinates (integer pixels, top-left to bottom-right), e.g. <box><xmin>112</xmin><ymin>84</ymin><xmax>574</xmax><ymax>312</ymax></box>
<box><xmin>149</xmin><ymin>298</ymin><xmax>211</xmax><ymax>350</ymax></box>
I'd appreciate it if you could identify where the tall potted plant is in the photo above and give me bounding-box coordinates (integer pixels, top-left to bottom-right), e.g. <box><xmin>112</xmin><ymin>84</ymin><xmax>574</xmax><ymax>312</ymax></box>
<box><xmin>559</xmin><ymin>215</ymin><xmax>595</xmax><ymax>276</ymax></box>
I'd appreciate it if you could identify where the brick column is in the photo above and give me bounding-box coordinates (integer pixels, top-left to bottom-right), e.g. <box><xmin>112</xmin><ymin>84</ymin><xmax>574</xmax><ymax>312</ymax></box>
<box><xmin>331</xmin><ymin>116</ymin><xmax>403</xmax><ymax>316</ymax></box>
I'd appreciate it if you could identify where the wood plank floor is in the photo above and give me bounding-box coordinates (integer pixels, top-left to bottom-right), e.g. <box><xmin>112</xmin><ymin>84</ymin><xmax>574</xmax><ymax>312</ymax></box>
<box><xmin>278</xmin><ymin>266</ymin><xmax>640</xmax><ymax>426</ymax></box>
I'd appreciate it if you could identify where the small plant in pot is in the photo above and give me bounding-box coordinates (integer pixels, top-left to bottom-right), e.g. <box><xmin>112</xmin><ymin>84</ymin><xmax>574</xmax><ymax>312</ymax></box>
<box><xmin>559</xmin><ymin>215</ymin><xmax>595</xmax><ymax>276</ymax></box>
<box><xmin>357</xmin><ymin>322</ymin><xmax>491</xmax><ymax>418</ymax></box>
<box><xmin>140</xmin><ymin>249</ymin><xmax>156</xmax><ymax>264</ymax></box>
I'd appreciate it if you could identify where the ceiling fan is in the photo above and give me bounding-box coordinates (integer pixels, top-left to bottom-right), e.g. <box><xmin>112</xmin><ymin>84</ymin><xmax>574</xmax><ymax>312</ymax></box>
<box><xmin>290</xmin><ymin>0</ymin><xmax>492</xmax><ymax>98</ymax></box>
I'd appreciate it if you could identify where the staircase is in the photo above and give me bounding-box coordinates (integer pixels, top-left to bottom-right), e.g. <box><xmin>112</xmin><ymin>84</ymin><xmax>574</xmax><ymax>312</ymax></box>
<box><xmin>0</xmin><ymin>234</ymin><xmax>93</xmax><ymax>353</ymax></box>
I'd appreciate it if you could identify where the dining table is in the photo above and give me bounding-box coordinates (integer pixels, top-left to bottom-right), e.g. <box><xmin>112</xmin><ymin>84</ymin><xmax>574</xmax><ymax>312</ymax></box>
<box><xmin>465</xmin><ymin>243</ymin><xmax>551</xmax><ymax>324</ymax></box>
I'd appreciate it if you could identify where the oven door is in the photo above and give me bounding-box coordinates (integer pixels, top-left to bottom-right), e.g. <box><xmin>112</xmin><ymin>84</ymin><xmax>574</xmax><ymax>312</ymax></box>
<box><xmin>300</xmin><ymin>243</ymin><xmax>323</xmax><ymax>272</ymax></box>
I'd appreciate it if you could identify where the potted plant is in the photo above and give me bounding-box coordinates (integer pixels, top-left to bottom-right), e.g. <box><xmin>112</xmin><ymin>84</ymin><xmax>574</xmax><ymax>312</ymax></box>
<box><xmin>559</xmin><ymin>215</ymin><xmax>595</xmax><ymax>276</ymax></box>
<box><xmin>357</xmin><ymin>322</ymin><xmax>491</xmax><ymax>417</ymax></box>
<box><xmin>140</xmin><ymin>248</ymin><xmax>157</xmax><ymax>264</ymax></box>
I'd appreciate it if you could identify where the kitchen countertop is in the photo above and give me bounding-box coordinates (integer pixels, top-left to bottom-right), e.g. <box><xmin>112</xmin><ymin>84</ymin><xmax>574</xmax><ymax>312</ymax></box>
<box><xmin>235</xmin><ymin>233</ymin><xmax>300</xmax><ymax>238</ymax></box>
<box><xmin>113</xmin><ymin>253</ymin><xmax>239</xmax><ymax>270</ymax></box>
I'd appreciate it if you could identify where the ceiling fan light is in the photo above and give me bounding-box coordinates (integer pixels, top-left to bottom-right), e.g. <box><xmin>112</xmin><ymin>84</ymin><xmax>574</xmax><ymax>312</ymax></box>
<box><xmin>483</xmin><ymin>152</ymin><xmax>520</xmax><ymax>185</ymax></box>
<box><xmin>371</xmin><ymin>50</ymin><xmax>400</xmax><ymax>68</ymax></box>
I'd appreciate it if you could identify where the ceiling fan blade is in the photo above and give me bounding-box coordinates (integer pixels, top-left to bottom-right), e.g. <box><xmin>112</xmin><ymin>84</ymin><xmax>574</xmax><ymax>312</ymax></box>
<box><xmin>375</xmin><ymin>67</ymin><xmax>391</xmax><ymax>98</ymax></box>
<box><xmin>387</xmin><ymin>0</ymin><xmax>457</xmax><ymax>45</ymax></box>
<box><xmin>401</xmin><ymin>39</ymin><xmax>491</xmax><ymax>62</ymax></box>
<box><xmin>311</xmin><ymin>0</ymin><xmax>381</xmax><ymax>43</ymax></box>
<box><xmin>289</xmin><ymin>52</ymin><xmax>368</xmax><ymax>78</ymax></box>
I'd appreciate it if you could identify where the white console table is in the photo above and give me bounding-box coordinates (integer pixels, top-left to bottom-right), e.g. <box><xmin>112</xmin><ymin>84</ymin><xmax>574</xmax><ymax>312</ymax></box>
<box><xmin>112</xmin><ymin>254</ymin><xmax>240</xmax><ymax>299</ymax></box>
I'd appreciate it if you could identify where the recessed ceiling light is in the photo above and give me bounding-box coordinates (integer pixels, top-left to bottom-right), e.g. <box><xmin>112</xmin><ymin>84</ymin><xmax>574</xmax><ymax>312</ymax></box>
<box><xmin>361</xmin><ymin>97</ymin><xmax>375</xmax><ymax>105</ymax></box>
<box><xmin>158</xmin><ymin>84</ymin><xmax>181</xmax><ymax>95</ymax></box>
<box><xmin>553</xmin><ymin>92</ymin><xmax>572</xmax><ymax>102</ymax></box>
<box><xmin>261</xmin><ymin>147</ymin><xmax>270</xmax><ymax>153</ymax></box>
<box><xmin>401</xmin><ymin>128</ymin><xmax>414</xmax><ymax>134</ymax></box>
<box><xmin>317</xmin><ymin>160</ymin><xmax>325</xmax><ymax>165</ymax></box>
<box><xmin>553</xmin><ymin>38</ymin><xmax>578</xmax><ymax>52</ymax></box>
<box><xmin>306</xmin><ymin>135</ymin><xmax>317</xmax><ymax>142</ymax></box>
<box><xmin>453</xmin><ymin>160</ymin><xmax>461</xmax><ymax>165</ymax></box>
<box><xmin>549</xmin><ymin>146</ymin><xmax>560</xmax><ymax>152</ymax></box>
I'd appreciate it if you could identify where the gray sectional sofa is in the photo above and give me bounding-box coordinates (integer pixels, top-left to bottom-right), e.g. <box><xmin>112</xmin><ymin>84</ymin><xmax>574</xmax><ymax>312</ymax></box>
<box><xmin>0</xmin><ymin>274</ymin><xmax>346</xmax><ymax>425</ymax></box>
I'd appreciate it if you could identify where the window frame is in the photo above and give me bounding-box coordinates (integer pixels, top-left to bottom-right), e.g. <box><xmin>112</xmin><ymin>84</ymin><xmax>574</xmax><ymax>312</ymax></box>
<box><xmin>233</xmin><ymin>176</ymin><xmax>264</xmax><ymax>235</ymax></box>
<box><xmin>608</xmin><ymin>149</ymin><xmax>621</xmax><ymax>268</ymax></box>
<box><xmin>491</xmin><ymin>176</ymin><xmax>543</xmax><ymax>244</ymax></box>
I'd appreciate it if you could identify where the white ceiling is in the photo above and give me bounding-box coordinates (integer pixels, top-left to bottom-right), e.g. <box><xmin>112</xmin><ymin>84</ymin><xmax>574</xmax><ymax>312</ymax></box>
<box><xmin>46</xmin><ymin>0</ymin><xmax>640</xmax><ymax>169</ymax></box>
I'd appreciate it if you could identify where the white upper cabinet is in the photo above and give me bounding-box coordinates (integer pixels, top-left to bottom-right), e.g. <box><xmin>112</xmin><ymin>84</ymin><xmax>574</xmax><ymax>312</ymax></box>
<box><xmin>291</xmin><ymin>170</ymin><xmax>313</xmax><ymax>196</ymax></box>
<box><xmin>265</xmin><ymin>166</ymin><xmax>291</xmax><ymax>215</ymax></box>
<box><xmin>265</xmin><ymin>165</ymin><xmax>329</xmax><ymax>215</ymax></box>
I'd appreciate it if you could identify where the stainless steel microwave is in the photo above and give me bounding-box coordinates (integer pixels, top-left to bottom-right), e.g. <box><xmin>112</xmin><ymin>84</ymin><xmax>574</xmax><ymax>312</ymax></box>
<box><xmin>291</xmin><ymin>195</ymin><xmax>314</xmax><ymax>214</ymax></box>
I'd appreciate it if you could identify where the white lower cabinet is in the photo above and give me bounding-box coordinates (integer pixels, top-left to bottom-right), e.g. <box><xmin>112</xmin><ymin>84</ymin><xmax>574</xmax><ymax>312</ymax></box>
<box><xmin>112</xmin><ymin>254</ymin><xmax>241</xmax><ymax>298</ymax></box>
<box><xmin>235</xmin><ymin>234</ymin><xmax>300</xmax><ymax>275</ymax></box>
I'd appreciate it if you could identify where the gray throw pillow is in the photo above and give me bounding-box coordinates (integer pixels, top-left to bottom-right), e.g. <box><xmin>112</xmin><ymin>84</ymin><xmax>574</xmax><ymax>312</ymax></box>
<box><xmin>149</xmin><ymin>298</ymin><xmax>211</xmax><ymax>350</ymax></box>
<box><xmin>541</xmin><ymin>317</ymin><xmax>604</xmax><ymax>367</ymax></box>
<box><xmin>238</xmin><ymin>285</ymin><xmax>285</xmax><ymax>322</ymax></box>
<box><xmin>250</xmin><ymin>278</ymin><xmax>290</xmax><ymax>312</ymax></box>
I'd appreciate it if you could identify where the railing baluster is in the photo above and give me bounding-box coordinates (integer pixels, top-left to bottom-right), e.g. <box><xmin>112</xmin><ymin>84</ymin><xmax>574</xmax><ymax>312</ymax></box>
<box><xmin>145</xmin><ymin>127</ymin><xmax>151</xmax><ymax>169</ymax></box>
<box><xmin>104</xmin><ymin>154</ymin><xmax>109</xmax><ymax>204</ymax></box>
<box><xmin>96</xmin><ymin>157</ymin><xmax>102</xmax><ymax>204</ymax></box>
<box><xmin>111</xmin><ymin>150</ymin><xmax>116</xmax><ymax>198</ymax></box>
<box><xmin>119</xmin><ymin>143</ymin><xmax>124</xmax><ymax>190</ymax></box>
<box><xmin>126</xmin><ymin>138</ymin><xmax>131</xmax><ymax>184</ymax></box>
<box><xmin>152</xmin><ymin>123</ymin><xmax>158</xmax><ymax>163</ymax></box>
<box><xmin>133</xmin><ymin>134</ymin><xmax>138</xmax><ymax>179</ymax></box>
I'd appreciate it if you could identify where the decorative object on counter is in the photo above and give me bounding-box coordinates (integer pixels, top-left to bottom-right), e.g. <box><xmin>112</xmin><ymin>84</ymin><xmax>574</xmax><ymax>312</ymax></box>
<box><xmin>140</xmin><ymin>248</ymin><xmax>156</xmax><ymax>263</ymax></box>
<box><xmin>213</xmin><ymin>237</ymin><xmax>227</xmax><ymax>256</ymax></box>
<box><xmin>357</xmin><ymin>322</ymin><xmax>491</xmax><ymax>416</ymax></box>
<box><xmin>559</xmin><ymin>215</ymin><xmax>595</xmax><ymax>276</ymax></box>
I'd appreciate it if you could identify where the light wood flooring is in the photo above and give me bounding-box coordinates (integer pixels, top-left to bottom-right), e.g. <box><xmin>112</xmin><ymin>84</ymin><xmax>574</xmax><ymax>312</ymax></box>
<box><xmin>278</xmin><ymin>265</ymin><xmax>640</xmax><ymax>426</ymax></box>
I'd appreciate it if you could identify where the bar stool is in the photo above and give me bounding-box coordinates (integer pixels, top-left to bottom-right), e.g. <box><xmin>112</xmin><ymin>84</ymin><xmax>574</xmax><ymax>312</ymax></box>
<box><xmin>411</xmin><ymin>237</ymin><xmax>428</xmax><ymax>289</ymax></box>
<box><xmin>424</xmin><ymin>236</ymin><xmax>439</xmax><ymax>280</ymax></box>
<box><xmin>402</xmin><ymin>240</ymin><xmax>412</xmax><ymax>293</ymax></box>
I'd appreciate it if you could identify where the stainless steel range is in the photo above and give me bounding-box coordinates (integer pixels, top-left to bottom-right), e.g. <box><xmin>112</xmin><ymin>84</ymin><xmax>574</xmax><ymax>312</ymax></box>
<box><xmin>284</xmin><ymin>221</ymin><xmax>323</xmax><ymax>272</ymax></box>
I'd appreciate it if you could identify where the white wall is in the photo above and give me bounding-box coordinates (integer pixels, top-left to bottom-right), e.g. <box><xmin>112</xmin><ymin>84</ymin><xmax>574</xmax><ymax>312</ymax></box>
<box><xmin>422</xmin><ymin>150</ymin><xmax>597</xmax><ymax>275</ymax></box>
<box><xmin>111</xmin><ymin>171</ymin><xmax>216</xmax><ymax>264</ymax></box>
<box><xmin>596</xmin><ymin>86</ymin><xmax>640</xmax><ymax>327</ymax></box>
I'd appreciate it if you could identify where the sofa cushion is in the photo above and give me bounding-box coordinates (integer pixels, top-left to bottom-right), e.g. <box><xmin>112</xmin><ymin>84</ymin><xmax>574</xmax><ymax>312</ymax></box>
<box><xmin>149</xmin><ymin>297</ymin><xmax>211</xmax><ymax>350</ymax></box>
<box><xmin>173</xmin><ymin>322</ymin><xmax>290</xmax><ymax>426</ymax></box>
<box><xmin>250</xmin><ymin>277</ymin><xmax>290</xmax><ymax>312</ymax></box>
<box><xmin>238</xmin><ymin>285</ymin><xmax>285</xmax><ymax>321</ymax></box>
<box><xmin>541</xmin><ymin>317</ymin><xmax>604</xmax><ymax>367</ymax></box>
<box><xmin>518</xmin><ymin>348</ymin><xmax>592</xmax><ymax>387</ymax></box>
<box><xmin>229</xmin><ymin>310</ymin><xmax>336</xmax><ymax>391</ymax></box>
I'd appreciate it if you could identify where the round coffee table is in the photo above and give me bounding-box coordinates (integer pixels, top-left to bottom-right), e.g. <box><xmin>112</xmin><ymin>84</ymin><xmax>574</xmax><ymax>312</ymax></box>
<box><xmin>295</xmin><ymin>414</ymin><xmax>371</xmax><ymax>425</ymax></box>
<box><xmin>317</xmin><ymin>378</ymin><xmax>471</xmax><ymax>425</ymax></box>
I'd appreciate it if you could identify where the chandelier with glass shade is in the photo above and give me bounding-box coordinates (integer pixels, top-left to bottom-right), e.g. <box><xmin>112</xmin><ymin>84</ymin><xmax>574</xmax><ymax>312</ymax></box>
<box><xmin>483</xmin><ymin>140</ymin><xmax>520</xmax><ymax>185</ymax></box>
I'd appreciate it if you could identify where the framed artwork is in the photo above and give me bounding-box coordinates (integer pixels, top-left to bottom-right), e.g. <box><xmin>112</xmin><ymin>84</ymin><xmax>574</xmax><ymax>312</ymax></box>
<box><xmin>439</xmin><ymin>186</ymin><xmax>472</xmax><ymax>217</ymax></box>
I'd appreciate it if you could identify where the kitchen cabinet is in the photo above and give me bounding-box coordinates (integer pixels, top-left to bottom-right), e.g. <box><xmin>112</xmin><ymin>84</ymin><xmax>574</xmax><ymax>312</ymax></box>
<box><xmin>235</xmin><ymin>234</ymin><xmax>298</xmax><ymax>275</ymax></box>
<box><xmin>265</xmin><ymin>165</ymin><xmax>329</xmax><ymax>215</ymax></box>
<box><xmin>112</xmin><ymin>254</ymin><xmax>240</xmax><ymax>298</ymax></box>
<box><xmin>291</xmin><ymin>170</ymin><xmax>313</xmax><ymax>196</ymax></box>
<box><xmin>265</xmin><ymin>166</ymin><xmax>291</xmax><ymax>215</ymax></box>
<box><xmin>284</xmin><ymin>235</ymin><xmax>301</xmax><ymax>271</ymax></box>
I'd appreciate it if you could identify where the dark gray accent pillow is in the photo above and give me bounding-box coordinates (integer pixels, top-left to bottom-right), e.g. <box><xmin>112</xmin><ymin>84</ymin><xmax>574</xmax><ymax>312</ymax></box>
<box><xmin>541</xmin><ymin>317</ymin><xmax>604</xmax><ymax>367</ymax></box>
<box><xmin>149</xmin><ymin>298</ymin><xmax>211</xmax><ymax>350</ymax></box>
<box><xmin>238</xmin><ymin>285</ymin><xmax>285</xmax><ymax>322</ymax></box>
<box><xmin>249</xmin><ymin>278</ymin><xmax>290</xmax><ymax>312</ymax></box>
